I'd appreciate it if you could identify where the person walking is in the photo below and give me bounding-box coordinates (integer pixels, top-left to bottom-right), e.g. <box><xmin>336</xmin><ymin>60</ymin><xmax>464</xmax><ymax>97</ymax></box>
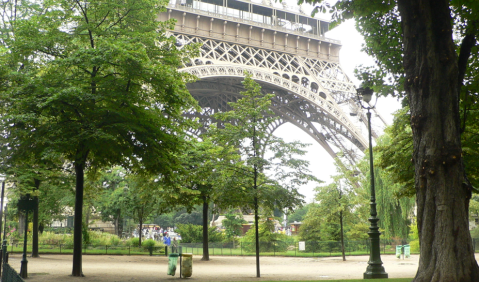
<box><xmin>163</xmin><ymin>234</ymin><xmax>171</xmax><ymax>248</ymax></box>
<box><xmin>171</xmin><ymin>237</ymin><xmax>179</xmax><ymax>253</ymax></box>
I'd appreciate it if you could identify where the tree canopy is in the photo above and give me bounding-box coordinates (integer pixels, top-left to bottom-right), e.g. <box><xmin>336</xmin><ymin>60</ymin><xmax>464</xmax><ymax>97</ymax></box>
<box><xmin>302</xmin><ymin>0</ymin><xmax>479</xmax><ymax>280</ymax></box>
<box><xmin>0</xmin><ymin>0</ymin><xmax>199</xmax><ymax>276</ymax></box>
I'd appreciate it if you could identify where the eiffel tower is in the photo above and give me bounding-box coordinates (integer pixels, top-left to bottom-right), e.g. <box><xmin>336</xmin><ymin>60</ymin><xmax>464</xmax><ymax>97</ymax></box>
<box><xmin>159</xmin><ymin>0</ymin><xmax>371</xmax><ymax>165</ymax></box>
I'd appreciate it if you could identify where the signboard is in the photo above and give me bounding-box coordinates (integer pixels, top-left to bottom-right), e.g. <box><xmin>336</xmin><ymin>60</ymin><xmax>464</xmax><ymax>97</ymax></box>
<box><xmin>299</xmin><ymin>241</ymin><xmax>305</xmax><ymax>251</ymax></box>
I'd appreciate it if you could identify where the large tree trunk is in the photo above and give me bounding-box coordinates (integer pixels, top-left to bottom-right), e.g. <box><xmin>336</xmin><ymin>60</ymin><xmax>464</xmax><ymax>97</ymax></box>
<box><xmin>72</xmin><ymin>160</ymin><xmax>85</xmax><ymax>277</ymax></box>
<box><xmin>201</xmin><ymin>195</ymin><xmax>210</xmax><ymax>261</ymax></box>
<box><xmin>397</xmin><ymin>0</ymin><xmax>479</xmax><ymax>280</ymax></box>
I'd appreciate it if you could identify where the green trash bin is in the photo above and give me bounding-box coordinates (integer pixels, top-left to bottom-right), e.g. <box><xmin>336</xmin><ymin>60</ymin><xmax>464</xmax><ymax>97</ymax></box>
<box><xmin>181</xmin><ymin>253</ymin><xmax>193</xmax><ymax>278</ymax></box>
<box><xmin>167</xmin><ymin>253</ymin><xmax>179</xmax><ymax>276</ymax></box>
<box><xmin>396</xmin><ymin>245</ymin><xmax>402</xmax><ymax>258</ymax></box>
<box><xmin>404</xmin><ymin>245</ymin><xmax>411</xmax><ymax>258</ymax></box>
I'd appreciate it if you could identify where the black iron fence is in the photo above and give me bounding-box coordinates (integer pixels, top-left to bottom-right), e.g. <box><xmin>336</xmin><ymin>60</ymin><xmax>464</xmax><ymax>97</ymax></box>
<box><xmin>178</xmin><ymin>239</ymin><xmax>409</xmax><ymax>257</ymax></box>
<box><xmin>3</xmin><ymin>238</ymin><xmax>479</xmax><ymax>258</ymax></box>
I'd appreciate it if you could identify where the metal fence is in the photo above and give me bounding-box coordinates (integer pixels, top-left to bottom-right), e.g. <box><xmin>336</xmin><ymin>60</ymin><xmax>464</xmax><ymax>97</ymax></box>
<box><xmin>1</xmin><ymin>263</ymin><xmax>24</xmax><ymax>282</ymax></box>
<box><xmin>4</xmin><ymin>238</ymin><xmax>479</xmax><ymax>258</ymax></box>
<box><xmin>178</xmin><ymin>239</ymin><xmax>409</xmax><ymax>257</ymax></box>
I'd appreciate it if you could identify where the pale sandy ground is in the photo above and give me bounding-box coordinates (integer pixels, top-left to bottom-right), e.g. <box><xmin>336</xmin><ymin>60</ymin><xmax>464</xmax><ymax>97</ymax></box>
<box><xmin>6</xmin><ymin>253</ymin><xmax>478</xmax><ymax>282</ymax></box>
<box><xmin>5</xmin><ymin>253</ymin><xmax>415</xmax><ymax>282</ymax></box>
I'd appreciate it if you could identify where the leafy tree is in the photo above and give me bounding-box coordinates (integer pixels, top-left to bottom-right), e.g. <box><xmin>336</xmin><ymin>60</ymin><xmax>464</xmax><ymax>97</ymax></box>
<box><xmin>222</xmin><ymin>210</ymin><xmax>247</xmax><ymax>245</ymax></box>
<box><xmin>91</xmin><ymin>167</ymin><xmax>128</xmax><ymax>237</ymax></box>
<box><xmin>242</xmin><ymin>217</ymin><xmax>289</xmax><ymax>253</ymax></box>
<box><xmin>303</xmin><ymin>0</ymin><xmax>479</xmax><ymax>279</ymax></box>
<box><xmin>372</xmin><ymin>136</ymin><xmax>415</xmax><ymax>240</ymax></box>
<box><xmin>298</xmin><ymin>203</ymin><xmax>322</xmax><ymax>242</ymax></box>
<box><xmin>176</xmin><ymin>137</ymin><xmax>247</xmax><ymax>261</ymax></box>
<box><xmin>375</xmin><ymin>107</ymin><xmax>415</xmax><ymax>197</ymax></box>
<box><xmin>314</xmin><ymin>181</ymin><xmax>358</xmax><ymax>261</ymax></box>
<box><xmin>213</xmin><ymin>72</ymin><xmax>317</xmax><ymax>277</ymax></box>
<box><xmin>0</xmin><ymin>0</ymin><xmax>198</xmax><ymax>276</ymax></box>
<box><xmin>123</xmin><ymin>174</ymin><xmax>171</xmax><ymax>247</ymax></box>
<box><xmin>287</xmin><ymin>204</ymin><xmax>312</xmax><ymax>224</ymax></box>
<box><xmin>1</xmin><ymin>161</ymin><xmax>74</xmax><ymax>257</ymax></box>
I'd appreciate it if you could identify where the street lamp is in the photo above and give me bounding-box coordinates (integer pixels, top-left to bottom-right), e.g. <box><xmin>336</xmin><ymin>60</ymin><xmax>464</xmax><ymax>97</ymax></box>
<box><xmin>357</xmin><ymin>87</ymin><xmax>388</xmax><ymax>279</ymax></box>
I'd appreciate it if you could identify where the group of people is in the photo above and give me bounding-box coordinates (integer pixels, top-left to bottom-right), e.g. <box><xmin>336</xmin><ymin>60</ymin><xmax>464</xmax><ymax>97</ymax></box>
<box><xmin>133</xmin><ymin>226</ymin><xmax>181</xmax><ymax>242</ymax></box>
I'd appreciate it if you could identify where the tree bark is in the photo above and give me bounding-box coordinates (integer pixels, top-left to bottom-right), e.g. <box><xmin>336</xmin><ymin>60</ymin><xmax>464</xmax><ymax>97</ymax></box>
<box><xmin>339</xmin><ymin>211</ymin><xmax>345</xmax><ymax>261</ymax></box>
<box><xmin>397</xmin><ymin>0</ymin><xmax>479</xmax><ymax>280</ymax></box>
<box><xmin>72</xmin><ymin>160</ymin><xmax>85</xmax><ymax>277</ymax></box>
<box><xmin>201</xmin><ymin>194</ymin><xmax>210</xmax><ymax>261</ymax></box>
<box><xmin>32</xmin><ymin>195</ymin><xmax>39</xmax><ymax>258</ymax></box>
<box><xmin>139</xmin><ymin>211</ymin><xmax>143</xmax><ymax>247</ymax></box>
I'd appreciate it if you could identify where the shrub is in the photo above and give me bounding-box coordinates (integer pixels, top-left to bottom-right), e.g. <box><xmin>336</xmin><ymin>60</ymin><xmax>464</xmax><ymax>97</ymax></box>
<box><xmin>142</xmin><ymin>239</ymin><xmax>157</xmax><ymax>249</ymax></box>
<box><xmin>126</xmin><ymin>237</ymin><xmax>140</xmax><ymax>247</ymax></box>
<box><xmin>175</xmin><ymin>224</ymin><xmax>224</xmax><ymax>243</ymax></box>
<box><xmin>241</xmin><ymin>218</ymin><xmax>289</xmax><ymax>252</ymax></box>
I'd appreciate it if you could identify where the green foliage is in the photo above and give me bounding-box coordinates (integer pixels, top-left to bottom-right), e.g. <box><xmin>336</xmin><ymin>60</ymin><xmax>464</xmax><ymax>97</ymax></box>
<box><xmin>287</xmin><ymin>204</ymin><xmax>312</xmax><ymax>223</ymax></box>
<box><xmin>88</xmin><ymin>231</ymin><xmax>122</xmax><ymax>246</ymax></box>
<box><xmin>408</xmin><ymin>223</ymin><xmax>419</xmax><ymax>253</ymax></box>
<box><xmin>213</xmin><ymin>72</ymin><xmax>318</xmax><ymax>213</ymax></box>
<box><xmin>126</xmin><ymin>237</ymin><xmax>140</xmax><ymax>247</ymax></box>
<box><xmin>175</xmin><ymin>224</ymin><xmax>224</xmax><ymax>243</ymax></box>
<box><xmin>242</xmin><ymin>218</ymin><xmax>290</xmax><ymax>252</ymax></box>
<box><xmin>82</xmin><ymin>222</ymin><xmax>90</xmax><ymax>245</ymax></box>
<box><xmin>0</xmin><ymin>0</ymin><xmax>199</xmax><ymax>273</ymax></box>
<box><xmin>142</xmin><ymin>239</ymin><xmax>158</xmax><ymax>249</ymax></box>
<box><xmin>298</xmin><ymin>203</ymin><xmax>323</xmax><ymax>242</ymax></box>
<box><xmin>375</xmin><ymin>107</ymin><xmax>414</xmax><ymax>197</ymax></box>
<box><xmin>222</xmin><ymin>211</ymin><xmax>247</xmax><ymax>240</ymax></box>
<box><xmin>346</xmin><ymin>222</ymin><xmax>369</xmax><ymax>240</ymax></box>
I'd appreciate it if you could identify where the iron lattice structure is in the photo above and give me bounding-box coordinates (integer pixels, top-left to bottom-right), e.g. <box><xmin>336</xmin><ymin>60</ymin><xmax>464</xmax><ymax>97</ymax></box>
<box><xmin>162</xmin><ymin>0</ymin><xmax>373</xmax><ymax>165</ymax></box>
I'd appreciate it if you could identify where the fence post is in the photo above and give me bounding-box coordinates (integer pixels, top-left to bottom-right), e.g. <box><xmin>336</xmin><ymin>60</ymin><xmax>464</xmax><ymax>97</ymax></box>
<box><xmin>241</xmin><ymin>242</ymin><xmax>243</xmax><ymax>256</ymax></box>
<box><xmin>106</xmin><ymin>245</ymin><xmax>108</xmax><ymax>255</ymax></box>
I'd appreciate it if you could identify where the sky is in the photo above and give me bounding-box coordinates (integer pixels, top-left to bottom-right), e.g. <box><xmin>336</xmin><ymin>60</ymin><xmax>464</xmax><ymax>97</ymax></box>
<box><xmin>274</xmin><ymin>19</ymin><xmax>403</xmax><ymax>203</ymax></box>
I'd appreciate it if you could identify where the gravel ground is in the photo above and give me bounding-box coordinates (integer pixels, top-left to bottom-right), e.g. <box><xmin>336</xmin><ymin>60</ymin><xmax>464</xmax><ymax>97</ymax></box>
<box><xmin>1</xmin><ymin>253</ymin><xmax>435</xmax><ymax>282</ymax></box>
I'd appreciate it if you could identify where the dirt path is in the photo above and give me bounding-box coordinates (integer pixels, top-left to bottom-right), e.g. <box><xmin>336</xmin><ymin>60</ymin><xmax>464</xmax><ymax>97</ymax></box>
<box><xmin>3</xmin><ymin>253</ymin><xmax>434</xmax><ymax>282</ymax></box>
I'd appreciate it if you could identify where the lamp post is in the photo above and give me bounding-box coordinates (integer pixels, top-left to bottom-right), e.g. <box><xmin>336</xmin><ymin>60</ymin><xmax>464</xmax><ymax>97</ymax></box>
<box><xmin>17</xmin><ymin>194</ymin><xmax>38</xmax><ymax>279</ymax></box>
<box><xmin>357</xmin><ymin>87</ymin><xmax>388</xmax><ymax>279</ymax></box>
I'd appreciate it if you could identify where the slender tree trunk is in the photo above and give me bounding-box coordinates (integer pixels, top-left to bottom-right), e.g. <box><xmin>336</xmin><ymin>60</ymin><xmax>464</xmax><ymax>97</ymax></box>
<box><xmin>32</xmin><ymin>195</ymin><xmax>39</xmax><ymax>258</ymax></box>
<box><xmin>201</xmin><ymin>194</ymin><xmax>210</xmax><ymax>261</ymax></box>
<box><xmin>397</xmin><ymin>0</ymin><xmax>479</xmax><ymax>280</ymax></box>
<box><xmin>253</xmin><ymin>119</ymin><xmax>260</xmax><ymax>278</ymax></box>
<box><xmin>85</xmin><ymin>206</ymin><xmax>90</xmax><ymax>229</ymax></box>
<box><xmin>139</xmin><ymin>215</ymin><xmax>143</xmax><ymax>247</ymax></box>
<box><xmin>72</xmin><ymin>160</ymin><xmax>85</xmax><ymax>277</ymax></box>
<box><xmin>254</xmin><ymin>195</ymin><xmax>260</xmax><ymax>277</ymax></box>
<box><xmin>116</xmin><ymin>209</ymin><xmax>122</xmax><ymax>237</ymax></box>
<box><xmin>339</xmin><ymin>211</ymin><xmax>345</xmax><ymax>261</ymax></box>
<box><xmin>30</xmin><ymin>179</ymin><xmax>40</xmax><ymax>258</ymax></box>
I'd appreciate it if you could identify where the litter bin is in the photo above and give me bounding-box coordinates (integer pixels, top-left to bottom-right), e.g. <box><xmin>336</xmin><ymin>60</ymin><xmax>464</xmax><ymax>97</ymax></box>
<box><xmin>167</xmin><ymin>253</ymin><xmax>179</xmax><ymax>276</ymax></box>
<box><xmin>404</xmin><ymin>244</ymin><xmax>411</xmax><ymax>258</ymax></box>
<box><xmin>396</xmin><ymin>245</ymin><xmax>402</xmax><ymax>258</ymax></box>
<box><xmin>181</xmin><ymin>253</ymin><xmax>193</xmax><ymax>278</ymax></box>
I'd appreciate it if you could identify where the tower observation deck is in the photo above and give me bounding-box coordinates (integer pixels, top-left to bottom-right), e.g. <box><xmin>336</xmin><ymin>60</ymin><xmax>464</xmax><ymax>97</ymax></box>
<box><xmin>159</xmin><ymin>0</ymin><xmax>369</xmax><ymax>165</ymax></box>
